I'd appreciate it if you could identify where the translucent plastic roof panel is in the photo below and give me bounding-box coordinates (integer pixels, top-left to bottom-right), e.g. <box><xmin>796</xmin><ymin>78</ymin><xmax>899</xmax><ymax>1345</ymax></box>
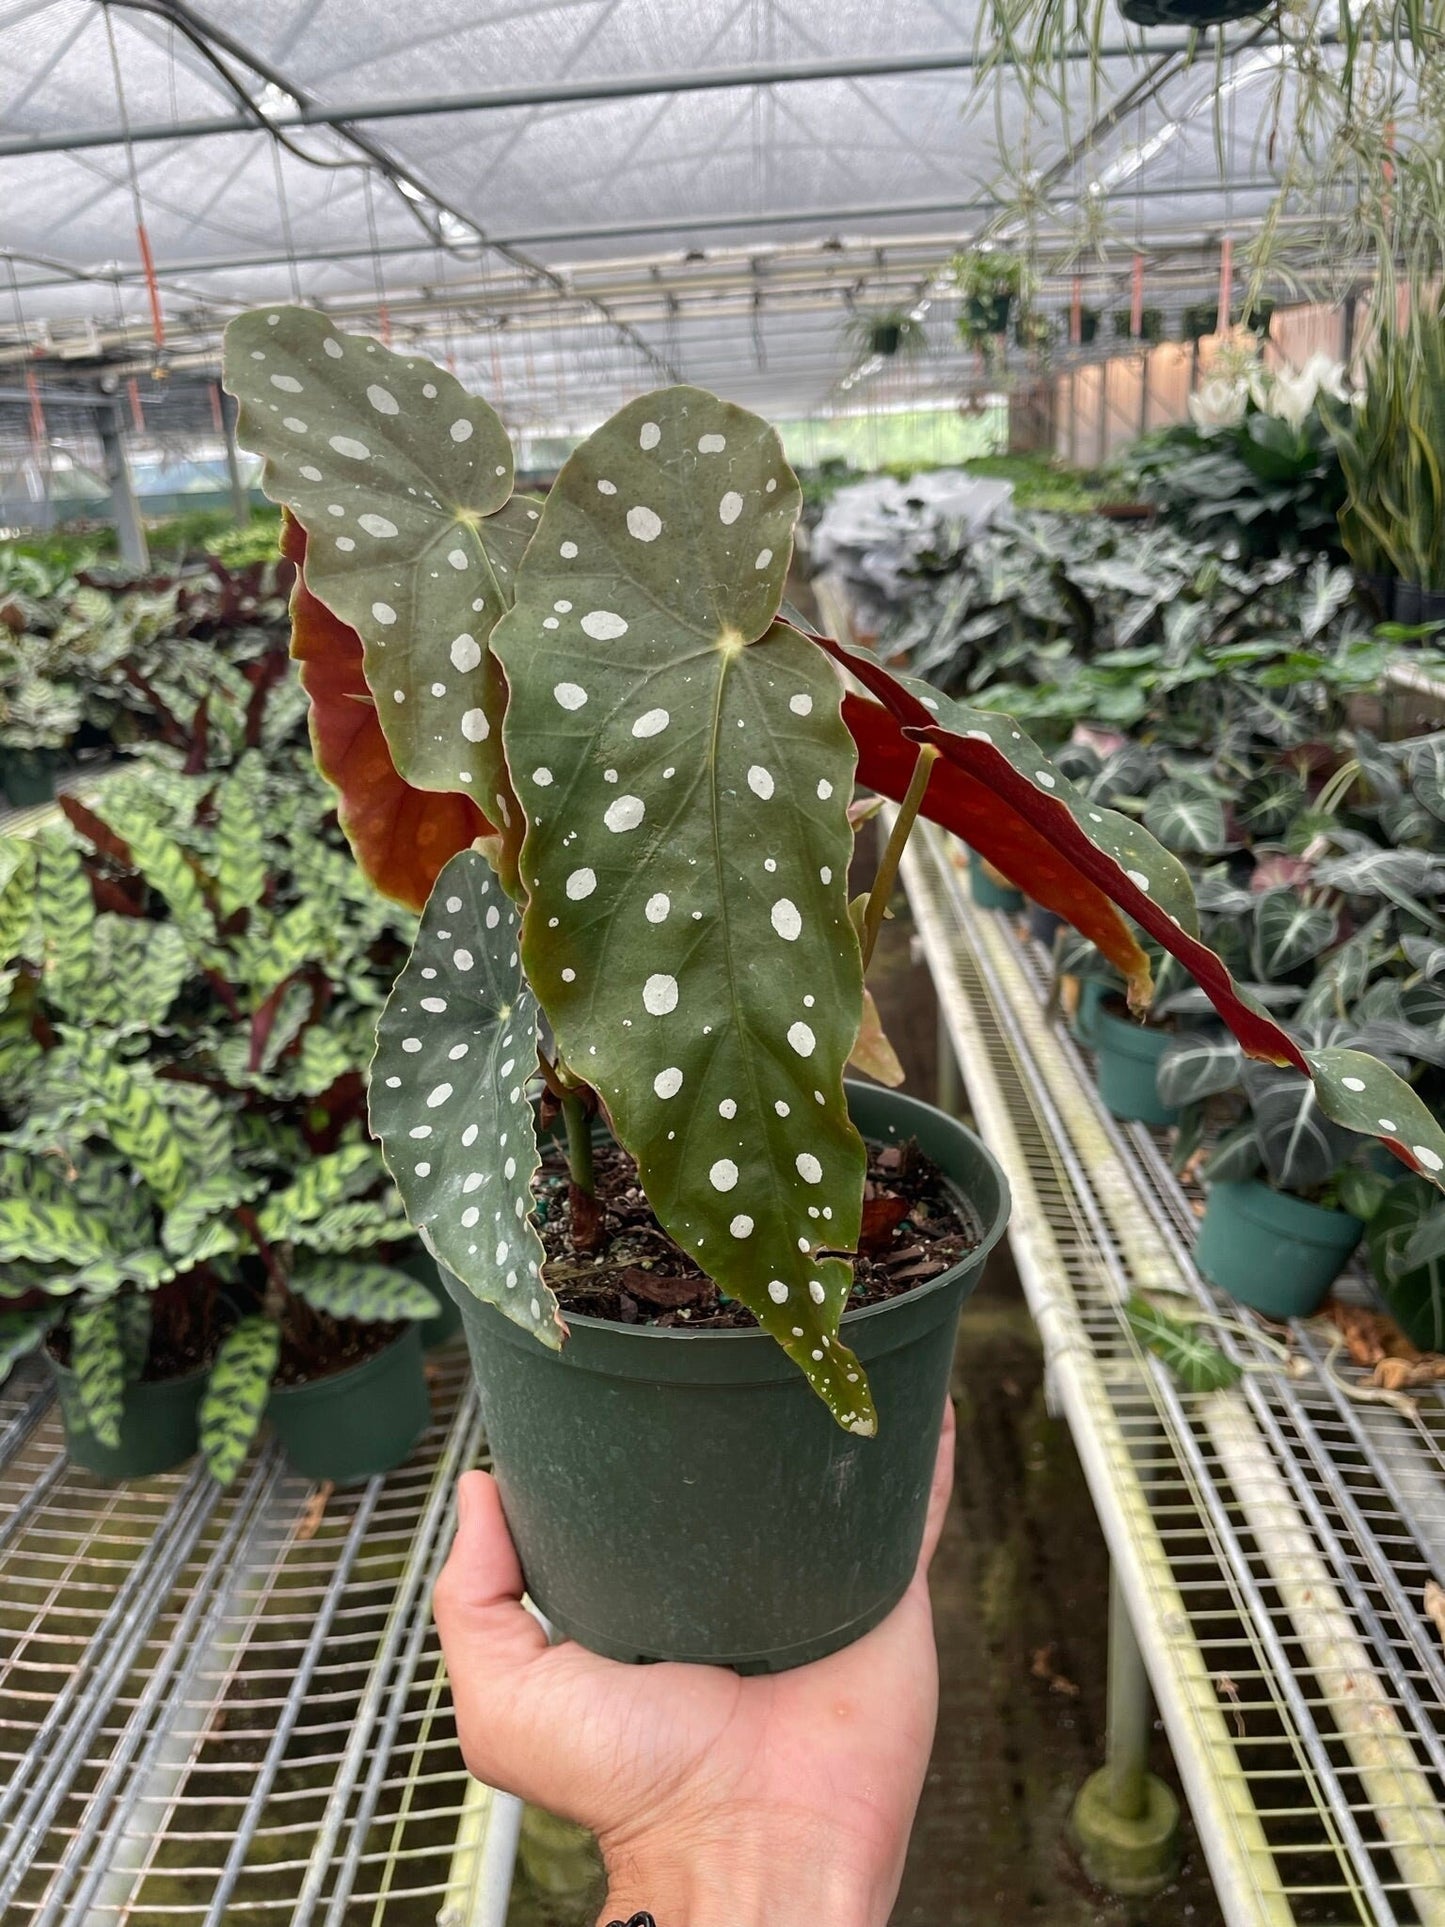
<box><xmin>0</xmin><ymin>0</ymin><xmax>1393</xmax><ymax>426</ymax></box>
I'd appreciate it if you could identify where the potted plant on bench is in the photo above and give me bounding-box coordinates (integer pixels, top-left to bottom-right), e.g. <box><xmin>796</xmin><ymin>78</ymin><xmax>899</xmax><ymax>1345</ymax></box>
<box><xmin>224</xmin><ymin>307</ymin><xmax>1445</xmax><ymax>1671</ymax></box>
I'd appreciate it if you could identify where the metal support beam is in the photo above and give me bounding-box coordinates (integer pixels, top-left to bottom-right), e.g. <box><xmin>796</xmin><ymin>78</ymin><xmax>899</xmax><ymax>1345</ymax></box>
<box><xmin>96</xmin><ymin>404</ymin><xmax>149</xmax><ymax>569</ymax></box>
<box><xmin>0</xmin><ymin>41</ymin><xmax>1233</xmax><ymax>159</ymax></box>
<box><xmin>216</xmin><ymin>384</ymin><xmax>250</xmax><ymax>526</ymax></box>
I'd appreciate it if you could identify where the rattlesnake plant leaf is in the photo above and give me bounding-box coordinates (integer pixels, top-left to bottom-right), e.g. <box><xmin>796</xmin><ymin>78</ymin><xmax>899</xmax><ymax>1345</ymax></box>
<box><xmin>73</xmin><ymin>1043</ymin><xmax>188</xmax><ymax>1209</ymax></box>
<box><xmin>294</xmin><ymin>1198</ymin><xmax>413</xmax><ymax>1255</ymax></box>
<box><xmin>0</xmin><ymin>1308</ymin><xmax>53</xmax><ymax>1375</ymax></box>
<box><xmin>281</xmin><ymin>512</ymin><xmax>492</xmax><ymax>909</ymax></box>
<box><xmin>213</xmin><ymin>756</ymin><xmax>269</xmax><ymax>918</ymax></box>
<box><xmin>0</xmin><ymin>835</ymin><xmax>35</xmax><ymax>962</ymax></box>
<box><xmin>492</xmin><ymin>387</ymin><xmax>875</xmax><ymax>1433</ymax></box>
<box><xmin>256</xmin><ymin>1142</ymin><xmax>377</xmax><ymax>1239</ymax></box>
<box><xmin>116</xmin><ymin>1294</ymin><xmax>152</xmax><ymax>1379</ymax></box>
<box><xmin>223</xmin><ymin>310</ymin><xmax>534</xmax><ymax>886</ymax></box>
<box><xmin>162</xmin><ymin>1172</ymin><xmax>265</xmax><ymax>1261</ymax></box>
<box><xmin>289</xmin><ymin>1257</ymin><xmax>438</xmax><ymax>1323</ymax></box>
<box><xmin>0</xmin><ymin>1192</ymin><xmax>115</xmax><ymax>1267</ymax></box>
<box><xmin>88</xmin><ymin>918</ymin><xmax>190</xmax><ymax>1032</ymax></box>
<box><xmin>827</xmin><ymin>640</ymin><xmax>1445</xmax><ymax>1192</ymax></box>
<box><xmin>370</xmin><ymin>849</ymin><xmax>556</xmax><ymax>1347</ymax></box>
<box><xmin>70</xmin><ymin>1300</ymin><xmax>125</xmax><ymax>1448</ymax></box>
<box><xmin>36</xmin><ymin>831</ymin><xmax>94</xmax><ymax>1016</ymax></box>
<box><xmin>200</xmin><ymin>1315</ymin><xmax>278</xmax><ymax>1485</ymax></box>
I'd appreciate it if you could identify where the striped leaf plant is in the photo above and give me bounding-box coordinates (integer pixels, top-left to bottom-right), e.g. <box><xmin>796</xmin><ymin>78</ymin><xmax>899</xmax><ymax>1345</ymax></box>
<box><xmin>224</xmin><ymin>308</ymin><xmax>1445</xmax><ymax>1434</ymax></box>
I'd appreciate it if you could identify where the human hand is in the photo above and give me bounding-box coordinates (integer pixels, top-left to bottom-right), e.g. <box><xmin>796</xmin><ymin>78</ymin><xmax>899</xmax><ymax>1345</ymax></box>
<box><xmin>433</xmin><ymin>1400</ymin><xmax>955</xmax><ymax>1927</ymax></box>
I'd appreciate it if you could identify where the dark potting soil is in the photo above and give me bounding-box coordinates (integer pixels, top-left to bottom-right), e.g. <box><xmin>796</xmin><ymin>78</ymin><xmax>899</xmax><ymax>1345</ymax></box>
<box><xmin>271</xmin><ymin>1316</ymin><xmax>404</xmax><ymax>1387</ymax></box>
<box><xmin>47</xmin><ymin>1281</ymin><xmax>223</xmax><ymax>1382</ymax></box>
<box><xmin>536</xmin><ymin>1135</ymin><xmax>978</xmax><ymax>1329</ymax></box>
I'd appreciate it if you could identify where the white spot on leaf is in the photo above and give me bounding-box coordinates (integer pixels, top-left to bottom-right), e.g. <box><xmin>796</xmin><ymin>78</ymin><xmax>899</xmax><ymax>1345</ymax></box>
<box><xmin>581</xmin><ymin>610</ymin><xmax>628</xmax><ymax>640</ymax></box>
<box><xmin>643</xmin><ymin>973</ymin><xmax>678</xmax><ymax>1015</ymax></box>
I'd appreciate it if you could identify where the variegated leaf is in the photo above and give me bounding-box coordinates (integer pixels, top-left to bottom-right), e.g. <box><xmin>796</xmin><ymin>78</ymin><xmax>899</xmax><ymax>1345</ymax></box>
<box><xmin>223</xmin><ymin>308</ymin><xmax>535</xmax><ymax>883</ymax></box>
<box><xmin>493</xmin><ymin>388</ymin><xmax>875</xmax><ymax>1432</ymax></box>
<box><xmin>370</xmin><ymin>849</ymin><xmax>555</xmax><ymax>1346</ymax></box>
<box><xmin>1302</xmin><ymin>1049</ymin><xmax>1445</xmax><ymax>1186</ymax></box>
<box><xmin>214</xmin><ymin>756</ymin><xmax>268</xmax><ymax>918</ymax></box>
<box><xmin>199</xmin><ymin>1315</ymin><xmax>279</xmax><ymax>1485</ymax></box>
<box><xmin>289</xmin><ymin>1257</ymin><xmax>438</xmax><ymax>1323</ymax></box>
<box><xmin>0</xmin><ymin>1307</ymin><xmax>53</xmax><ymax>1374</ymax></box>
<box><xmin>0</xmin><ymin>835</ymin><xmax>35</xmax><ymax>964</ymax></box>
<box><xmin>256</xmin><ymin>1142</ymin><xmax>377</xmax><ymax>1239</ymax></box>
<box><xmin>1142</xmin><ymin>781</ymin><xmax>1228</xmax><ymax>857</ymax></box>
<box><xmin>70</xmin><ymin>1299</ymin><xmax>124</xmax><ymax>1448</ymax></box>
<box><xmin>73</xmin><ymin>1044</ymin><xmax>188</xmax><ymax>1209</ymax></box>
<box><xmin>1156</xmin><ymin>1032</ymin><xmax>1245</xmax><ymax>1108</ymax></box>
<box><xmin>36</xmin><ymin>831</ymin><xmax>94</xmax><ymax>1016</ymax></box>
<box><xmin>1252</xmin><ymin>892</ymin><xmax>1337</xmax><ymax>981</ymax></box>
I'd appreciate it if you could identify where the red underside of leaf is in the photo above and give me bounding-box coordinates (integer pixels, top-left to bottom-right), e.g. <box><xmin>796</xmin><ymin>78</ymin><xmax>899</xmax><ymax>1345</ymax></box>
<box><xmin>842</xmin><ymin>690</ymin><xmax>1153</xmax><ymax>996</ymax></box>
<box><xmin>281</xmin><ymin>513</ymin><xmax>491</xmax><ymax>912</ymax></box>
<box><xmin>825</xmin><ymin>637</ymin><xmax>1305</xmax><ymax>1074</ymax></box>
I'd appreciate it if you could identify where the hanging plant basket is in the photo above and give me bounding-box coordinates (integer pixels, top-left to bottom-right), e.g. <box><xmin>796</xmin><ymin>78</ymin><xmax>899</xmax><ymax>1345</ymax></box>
<box><xmin>1113</xmin><ymin>308</ymin><xmax>1165</xmax><ymax>343</ymax></box>
<box><xmin>962</xmin><ymin>293</ymin><xmax>1014</xmax><ymax>337</ymax></box>
<box><xmin>1119</xmin><ymin>0</ymin><xmax>1270</xmax><ymax>25</ymax></box>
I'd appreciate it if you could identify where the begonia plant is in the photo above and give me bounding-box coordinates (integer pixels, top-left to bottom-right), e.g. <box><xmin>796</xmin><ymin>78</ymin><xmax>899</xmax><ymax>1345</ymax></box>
<box><xmin>224</xmin><ymin>308</ymin><xmax>1445</xmax><ymax>1434</ymax></box>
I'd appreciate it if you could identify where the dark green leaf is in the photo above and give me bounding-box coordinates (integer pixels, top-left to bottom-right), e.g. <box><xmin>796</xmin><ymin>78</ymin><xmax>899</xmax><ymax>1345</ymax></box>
<box><xmin>199</xmin><ymin>1315</ymin><xmax>279</xmax><ymax>1485</ymax></box>
<box><xmin>71</xmin><ymin>1300</ymin><xmax>124</xmax><ymax>1448</ymax></box>
<box><xmin>1125</xmin><ymin>1295</ymin><xmax>1242</xmax><ymax>1393</ymax></box>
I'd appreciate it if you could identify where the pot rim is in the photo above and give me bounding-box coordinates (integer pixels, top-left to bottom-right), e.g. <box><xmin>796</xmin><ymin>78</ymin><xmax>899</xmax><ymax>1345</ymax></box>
<box><xmin>45</xmin><ymin>1350</ymin><xmax>211</xmax><ymax>1392</ymax></box>
<box><xmin>268</xmin><ymin>1319</ymin><xmax>422</xmax><ymax>1401</ymax></box>
<box><xmin>1204</xmin><ymin>1176</ymin><xmax>1364</xmax><ymax>1242</ymax></box>
<box><xmin>489</xmin><ymin>1092</ymin><xmax>1011</xmax><ymax>1351</ymax></box>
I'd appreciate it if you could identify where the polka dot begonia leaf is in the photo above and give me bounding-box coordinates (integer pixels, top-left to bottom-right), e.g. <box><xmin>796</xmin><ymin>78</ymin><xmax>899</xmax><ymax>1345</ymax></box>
<box><xmin>831</xmin><ymin>639</ymin><xmax>1445</xmax><ymax>1192</ymax></box>
<box><xmin>223</xmin><ymin>308</ymin><xmax>535</xmax><ymax>890</ymax></box>
<box><xmin>492</xmin><ymin>387</ymin><xmax>878</xmax><ymax>1433</ymax></box>
<box><xmin>369</xmin><ymin>849</ymin><xmax>559</xmax><ymax>1347</ymax></box>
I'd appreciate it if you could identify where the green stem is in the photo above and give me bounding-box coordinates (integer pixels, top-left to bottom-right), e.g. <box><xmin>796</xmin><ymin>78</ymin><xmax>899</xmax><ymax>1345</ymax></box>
<box><xmin>560</xmin><ymin>1087</ymin><xmax>595</xmax><ymax>1199</ymax></box>
<box><xmin>861</xmin><ymin>744</ymin><xmax>939</xmax><ymax>971</ymax></box>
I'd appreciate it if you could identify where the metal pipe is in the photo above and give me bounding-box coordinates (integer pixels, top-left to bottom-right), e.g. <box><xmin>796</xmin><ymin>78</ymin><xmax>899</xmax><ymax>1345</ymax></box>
<box><xmin>0</xmin><ymin>42</ymin><xmax>1230</xmax><ymax>159</ymax></box>
<box><xmin>96</xmin><ymin>403</ymin><xmax>149</xmax><ymax>569</ymax></box>
<box><xmin>1103</xmin><ymin>1567</ymin><xmax>1154</xmax><ymax>1823</ymax></box>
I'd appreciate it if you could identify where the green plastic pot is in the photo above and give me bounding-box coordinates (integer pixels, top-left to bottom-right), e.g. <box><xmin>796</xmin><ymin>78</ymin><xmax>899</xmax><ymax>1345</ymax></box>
<box><xmin>1195</xmin><ymin>1180</ymin><xmax>1363</xmax><ymax>1319</ymax></box>
<box><xmin>396</xmin><ymin>1245</ymin><xmax>462</xmax><ymax>1348</ymax></box>
<box><xmin>48</xmin><ymin>1356</ymin><xmax>206</xmax><ymax>1480</ymax></box>
<box><xmin>2</xmin><ymin>748</ymin><xmax>60</xmax><ymax>808</ymax></box>
<box><xmin>267</xmin><ymin>1322</ymin><xmax>430</xmax><ymax>1484</ymax></box>
<box><xmin>447</xmin><ymin>1082</ymin><xmax>1010</xmax><ymax>1673</ymax></box>
<box><xmin>968</xmin><ymin>850</ymin><xmax>1025</xmax><ymax>914</ymax></box>
<box><xmin>1093</xmin><ymin>1007</ymin><xmax>1179</xmax><ymax>1127</ymax></box>
<box><xmin>1067</xmin><ymin>978</ymin><xmax>1108</xmax><ymax>1048</ymax></box>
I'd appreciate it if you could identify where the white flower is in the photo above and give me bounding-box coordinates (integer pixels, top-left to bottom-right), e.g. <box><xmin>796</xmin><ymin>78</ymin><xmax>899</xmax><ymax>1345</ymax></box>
<box><xmin>1189</xmin><ymin>377</ymin><xmax>1249</xmax><ymax>432</ymax></box>
<box><xmin>1264</xmin><ymin>355</ymin><xmax>1353</xmax><ymax>431</ymax></box>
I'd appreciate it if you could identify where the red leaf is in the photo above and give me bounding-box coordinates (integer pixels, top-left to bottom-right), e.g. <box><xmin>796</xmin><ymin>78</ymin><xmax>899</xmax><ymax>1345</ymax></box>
<box><xmin>843</xmin><ymin>687</ymin><xmax>1154</xmax><ymax>1001</ymax></box>
<box><xmin>282</xmin><ymin>512</ymin><xmax>492</xmax><ymax>912</ymax></box>
<box><xmin>826</xmin><ymin>636</ymin><xmax>1304</xmax><ymax>1074</ymax></box>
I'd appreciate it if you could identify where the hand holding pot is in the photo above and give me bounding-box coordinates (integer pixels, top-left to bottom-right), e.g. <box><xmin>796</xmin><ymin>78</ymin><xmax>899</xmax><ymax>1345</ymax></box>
<box><xmin>434</xmin><ymin>1402</ymin><xmax>957</xmax><ymax>1927</ymax></box>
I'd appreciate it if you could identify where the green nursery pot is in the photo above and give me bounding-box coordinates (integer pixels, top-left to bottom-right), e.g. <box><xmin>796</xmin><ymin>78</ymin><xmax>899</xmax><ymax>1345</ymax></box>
<box><xmin>1093</xmin><ymin>1007</ymin><xmax>1180</xmax><ymax>1127</ymax></box>
<box><xmin>266</xmin><ymin>1322</ymin><xmax>430</xmax><ymax>1484</ymax></box>
<box><xmin>1195</xmin><ymin>1181</ymin><xmax>1363</xmax><ymax>1318</ymax></box>
<box><xmin>396</xmin><ymin>1245</ymin><xmax>463</xmax><ymax>1348</ymax></box>
<box><xmin>1069</xmin><ymin>978</ymin><xmax>1108</xmax><ymax>1048</ymax></box>
<box><xmin>2</xmin><ymin>748</ymin><xmax>60</xmax><ymax>809</ymax></box>
<box><xmin>446</xmin><ymin>1083</ymin><xmax>1011</xmax><ymax>1674</ymax></box>
<box><xmin>968</xmin><ymin>849</ymin><xmax>1025</xmax><ymax>914</ymax></box>
<box><xmin>48</xmin><ymin>1357</ymin><xmax>206</xmax><ymax>1480</ymax></box>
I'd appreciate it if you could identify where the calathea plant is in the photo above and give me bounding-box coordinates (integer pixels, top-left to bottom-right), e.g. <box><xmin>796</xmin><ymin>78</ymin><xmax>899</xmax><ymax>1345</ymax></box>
<box><xmin>224</xmin><ymin>309</ymin><xmax>1445</xmax><ymax>1439</ymax></box>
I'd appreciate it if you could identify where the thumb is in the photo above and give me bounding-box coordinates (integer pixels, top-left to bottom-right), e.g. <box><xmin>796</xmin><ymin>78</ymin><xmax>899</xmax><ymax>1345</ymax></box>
<box><xmin>433</xmin><ymin>1470</ymin><xmax>550</xmax><ymax>1671</ymax></box>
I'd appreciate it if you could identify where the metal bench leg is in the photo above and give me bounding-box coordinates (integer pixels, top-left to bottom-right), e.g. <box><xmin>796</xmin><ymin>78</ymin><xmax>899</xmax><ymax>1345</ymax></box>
<box><xmin>936</xmin><ymin>1003</ymin><xmax>960</xmax><ymax>1117</ymax></box>
<box><xmin>1070</xmin><ymin>1567</ymin><xmax>1181</xmax><ymax>1896</ymax></box>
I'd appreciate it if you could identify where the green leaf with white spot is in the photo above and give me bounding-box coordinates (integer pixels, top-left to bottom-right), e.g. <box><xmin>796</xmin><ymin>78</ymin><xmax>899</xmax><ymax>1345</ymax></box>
<box><xmin>492</xmin><ymin>387</ymin><xmax>875</xmax><ymax>1434</ymax></box>
<box><xmin>70</xmin><ymin>1299</ymin><xmax>124</xmax><ymax>1448</ymax></box>
<box><xmin>371</xmin><ymin>849</ymin><xmax>554</xmax><ymax>1345</ymax></box>
<box><xmin>200</xmin><ymin>1315</ymin><xmax>278</xmax><ymax>1485</ymax></box>
<box><xmin>223</xmin><ymin>307</ymin><xmax>536</xmax><ymax>880</ymax></box>
<box><xmin>1301</xmin><ymin>1048</ymin><xmax>1445</xmax><ymax>1185</ymax></box>
<box><xmin>289</xmin><ymin>1257</ymin><xmax>438</xmax><ymax>1323</ymax></box>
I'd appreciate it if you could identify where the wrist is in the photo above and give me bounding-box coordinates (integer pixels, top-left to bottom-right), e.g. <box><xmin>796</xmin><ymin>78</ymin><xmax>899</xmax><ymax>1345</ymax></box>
<box><xmin>598</xmin><ymin>1817</ymin><xmax>887</xmax><ymax>1927</ymax></box>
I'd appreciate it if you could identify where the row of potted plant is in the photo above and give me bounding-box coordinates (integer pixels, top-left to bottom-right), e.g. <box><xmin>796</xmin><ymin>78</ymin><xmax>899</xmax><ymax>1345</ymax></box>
<box><xmin>0</xmin><ymin>632</ymin><xmax>455</xmax><ymax>1486</ymax></box>
<box><xmin>0</xmin><ymin>541</ymin><xmax>290</xmax><ymax>809</ymax></box>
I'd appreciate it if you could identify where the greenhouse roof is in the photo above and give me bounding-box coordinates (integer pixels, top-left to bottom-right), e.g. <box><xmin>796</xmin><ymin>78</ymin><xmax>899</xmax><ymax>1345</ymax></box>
<box><xmin>0</xmin><ymin>0</ymin><xmax>1410</xmax><ymax>430</ymax></box>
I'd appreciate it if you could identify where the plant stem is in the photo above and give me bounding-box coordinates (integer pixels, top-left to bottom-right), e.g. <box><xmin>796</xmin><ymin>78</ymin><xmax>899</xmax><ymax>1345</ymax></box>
<box><xmin>560</xmin><ymin>1086</ymin><xmax>595</xmax><ymax>1199</ymax></box>
<box><xmin>860</xmin><ymin>744</ymin><xmax>939</xmax><ymax>971</ymax></box>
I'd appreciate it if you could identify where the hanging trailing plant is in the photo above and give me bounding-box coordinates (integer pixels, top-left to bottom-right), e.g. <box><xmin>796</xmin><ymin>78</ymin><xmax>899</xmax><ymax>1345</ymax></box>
<box><xmin>845</xmin><ymin>308</ymin><xmax>930</xmax><ymax>361</ymax></box>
